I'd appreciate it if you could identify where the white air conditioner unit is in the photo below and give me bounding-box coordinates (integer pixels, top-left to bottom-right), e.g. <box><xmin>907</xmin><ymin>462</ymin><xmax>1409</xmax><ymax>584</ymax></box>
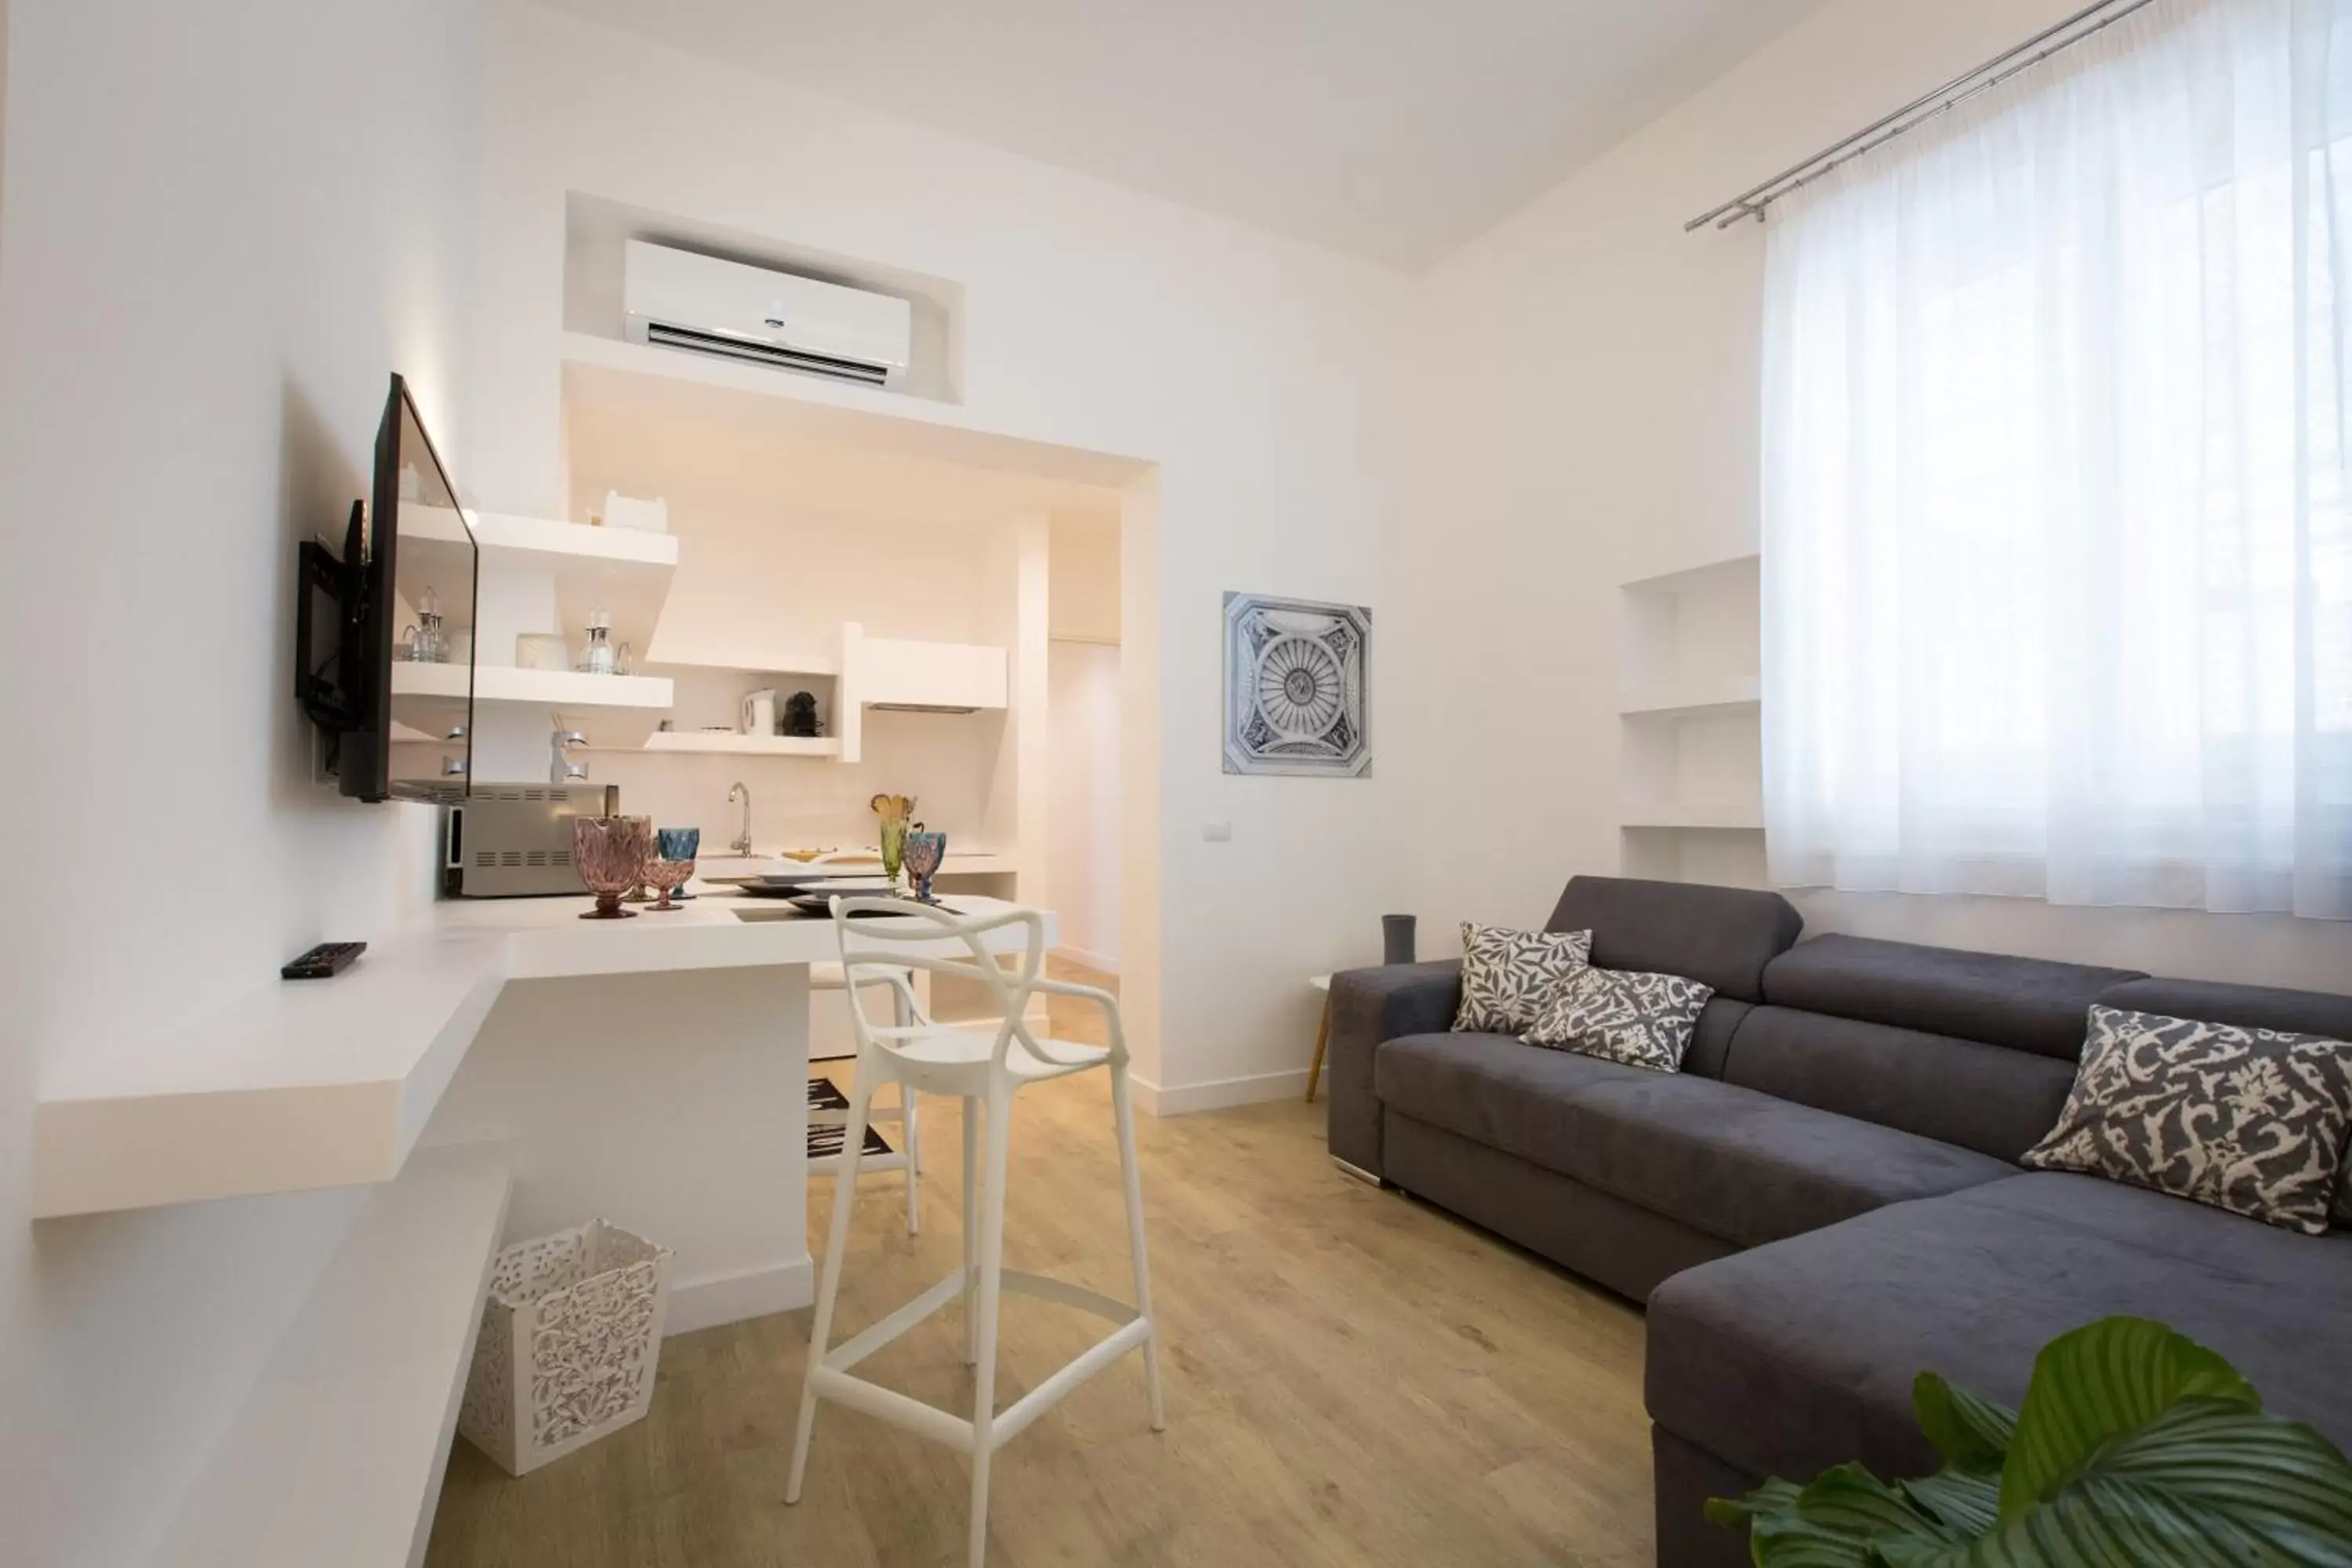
<box><xmin>623</xmin><ymin>240</ymin><xmax>913</xmax><ymax>390</ymax></box>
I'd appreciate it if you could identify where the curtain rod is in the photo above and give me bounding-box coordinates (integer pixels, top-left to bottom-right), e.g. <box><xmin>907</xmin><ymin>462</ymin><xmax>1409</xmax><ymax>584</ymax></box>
<box><xmin>1685</xmin><ymin>0</ymin><xmax>2163</xmax><ymax>230</ymax></box>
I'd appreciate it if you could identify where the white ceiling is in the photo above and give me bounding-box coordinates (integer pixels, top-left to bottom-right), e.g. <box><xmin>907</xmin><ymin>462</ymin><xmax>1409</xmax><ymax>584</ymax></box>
<box><xmin>532</xmin><ymin>0</ymin><xmax>1826</xmax><ymax>267</ymax></box>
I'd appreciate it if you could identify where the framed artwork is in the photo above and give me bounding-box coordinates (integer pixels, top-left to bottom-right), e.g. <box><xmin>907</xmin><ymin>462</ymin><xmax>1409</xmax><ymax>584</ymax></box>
<box><xmin>1221</xmin><ymin>592</ymin><xmax>1370</xmax><ymax>777</ymax></box>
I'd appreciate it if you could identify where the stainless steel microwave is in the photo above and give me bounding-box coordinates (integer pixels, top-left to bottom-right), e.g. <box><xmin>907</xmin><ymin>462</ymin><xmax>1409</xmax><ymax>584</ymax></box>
<box><xmin>445</xmin><ymin>783</ymin><xmax>616</xmax><ymax>898</ymax></box>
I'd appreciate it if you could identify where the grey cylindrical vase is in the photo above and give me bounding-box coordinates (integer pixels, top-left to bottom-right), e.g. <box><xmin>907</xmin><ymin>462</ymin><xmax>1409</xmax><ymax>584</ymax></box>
<box><xmin>1381</xmin><ymin>914</ymin><xmax>1417</xmax><ymax>966</ymax></box>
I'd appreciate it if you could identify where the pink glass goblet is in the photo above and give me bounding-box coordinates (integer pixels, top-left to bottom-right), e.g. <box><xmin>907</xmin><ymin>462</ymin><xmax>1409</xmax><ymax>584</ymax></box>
<box><xmin>572</xmin><ymin>815</ymin><xmax>653</xmax><ymax>920</ymax></box>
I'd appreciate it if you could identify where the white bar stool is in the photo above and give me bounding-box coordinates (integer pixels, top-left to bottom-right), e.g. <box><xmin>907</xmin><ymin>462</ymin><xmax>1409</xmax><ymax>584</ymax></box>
<box><xmin>808</xmin><ymin>960</ymin><xmax>922</xmax><ymax>1234</ymax></box>
<box><xmin>786</xmin><ymin>898</ymin><xmax>1163</xmax><ymax>1567</ymax></box>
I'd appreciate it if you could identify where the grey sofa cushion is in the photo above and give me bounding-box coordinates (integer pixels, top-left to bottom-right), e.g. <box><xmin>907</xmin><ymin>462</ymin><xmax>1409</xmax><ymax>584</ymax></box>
<box><xmin>1762</xmin><ymin>933</ymin><xmax>2143</xmax><ymax>1061</ymax></box>
<box><xmin>1720</xmin><ymin>1007</ymin><xmax>2079</xmax><ymax>1163</ymax></box>
<box><xmin>1374</xmin><ymin>1032</ymin><xmax>2013</xmax><ymax>1248</ymax></box>
<box><xmin>1544</xmin><ymin>876</ymin><xmax>1802</xmax><ymax>1004</ymax></box>
<box><xmin>1381</xmin><ymin>1113</ymin><xmax>1733</xmax><ymax>1303</ymax></box>
<box><xmin>1646</xmin><ymin>1172</ymin><xmax>2352</xmax><ymax>1489</ymax></box>
<box><xmin>2098</xmin><ymin>976</ymin><xmax>2352</xmax><ymax>1045</ymax></box>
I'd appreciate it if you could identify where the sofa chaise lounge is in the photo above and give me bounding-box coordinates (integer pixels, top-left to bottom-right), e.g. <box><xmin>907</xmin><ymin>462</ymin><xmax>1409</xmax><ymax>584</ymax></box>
<box><xmin>1323</xmin><ymin>874</ymin><xmax>2352</xmax><ymax>1567</ymax></box>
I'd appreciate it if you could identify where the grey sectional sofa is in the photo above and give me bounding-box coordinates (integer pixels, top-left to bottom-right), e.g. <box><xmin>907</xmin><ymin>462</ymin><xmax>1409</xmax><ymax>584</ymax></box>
<box><xmin>1323</xmin><ymin>874</ymin><xmax>2352</xmax><ymax>1568</ymax></box>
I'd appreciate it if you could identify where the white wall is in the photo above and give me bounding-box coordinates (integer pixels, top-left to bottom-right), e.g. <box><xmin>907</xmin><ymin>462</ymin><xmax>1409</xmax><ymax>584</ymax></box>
<box><xmin>1050</xmin><ymin>641</ymin><xmax>1124</xmax><ymax>969</ymax></box>
<box><xmin>470</xmin><ymin>1</ymin><xmax>1417</xmax><ymax>1099</ymax></box>
<box><xmin>1399</xmin><ymin>0</ymin><xmax>2352</xmax><ymax>993</ymax></box>
<box><xmin>0</xmin><ymin>3</ymin><xmax>483</xmax><ymax>1563</ymax></box>
<box><xmin>1049</xmin><ymin>518</ymin><xmax>1123</xmax><ymax>644</ymax></box>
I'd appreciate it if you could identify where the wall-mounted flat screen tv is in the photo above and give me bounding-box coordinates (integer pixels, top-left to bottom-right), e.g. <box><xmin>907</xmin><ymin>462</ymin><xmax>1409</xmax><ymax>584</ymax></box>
<box><xmin>296</xmin><ymin>374</ymin><xmax>478</xmax><ymax>800</ymax></box>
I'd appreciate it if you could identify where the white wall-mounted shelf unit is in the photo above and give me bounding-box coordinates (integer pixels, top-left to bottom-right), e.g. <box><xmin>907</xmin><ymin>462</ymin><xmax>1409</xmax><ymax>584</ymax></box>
<box><xmin>1618</xmin><ymin>548</ymin><xmax>1766</xmax><ymax>885</ymax></box>
<box><xmin>402</xmin><ymin>502</ymin><xmax>678</xmax><ymax>661</ymax></box>
<box><xmin>154</xmin><ymin>1145</ymin><xmax>510</xmax><ymax>1568</ymax></box>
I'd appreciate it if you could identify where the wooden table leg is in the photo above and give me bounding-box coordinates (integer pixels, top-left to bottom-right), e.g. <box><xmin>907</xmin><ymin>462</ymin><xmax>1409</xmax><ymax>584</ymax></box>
<box><xmin>1304</xmin><ymin>995</ymin><xmax>1332</xmax><ymax>1104</ymax></box>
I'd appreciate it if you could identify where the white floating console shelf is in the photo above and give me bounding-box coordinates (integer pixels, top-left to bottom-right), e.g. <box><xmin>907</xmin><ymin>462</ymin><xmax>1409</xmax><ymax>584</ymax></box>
<box><xmin>33</xmin><ymin>931</ymin><xmax>510</xmax><ymax>1218</ymax></box>
<box><xmin>154</xmin><ymin>1145</ymin><xmax>510</xmax><ymax>1568</ymax></box>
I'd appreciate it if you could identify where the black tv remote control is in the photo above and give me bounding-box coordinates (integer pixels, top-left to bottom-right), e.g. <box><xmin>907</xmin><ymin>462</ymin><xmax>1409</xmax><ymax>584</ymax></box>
<box><xmin>282</xmin><ymin>941</ymin><xmax>367</xmax><ymax>980</ymax></box>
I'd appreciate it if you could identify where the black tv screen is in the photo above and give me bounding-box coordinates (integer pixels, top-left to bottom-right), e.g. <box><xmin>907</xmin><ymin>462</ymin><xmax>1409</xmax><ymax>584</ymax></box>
<box><xmin>296</xmin><ymin>375</ymin><xmax>477</xmax><ymax>800</ymax></box>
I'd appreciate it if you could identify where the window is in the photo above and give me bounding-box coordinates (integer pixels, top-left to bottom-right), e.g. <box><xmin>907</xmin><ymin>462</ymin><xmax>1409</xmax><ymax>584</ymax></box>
<box><xmin>1761</xmin><ymin>0</ymin><xmax>2352</xmax><ymax>917</ymax></box>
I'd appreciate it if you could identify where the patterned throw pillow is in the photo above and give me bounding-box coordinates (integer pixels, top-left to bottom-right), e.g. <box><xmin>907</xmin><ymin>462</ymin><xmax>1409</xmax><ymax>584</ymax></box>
<box><xmin>1453</xmin><ymin>924</ymin><xmax>1593</xmax><ymax>1034</ymax></box>
<box><xmin>1521</xmin><ymin>964</ymin><xmax>1714</xmax><ymax>1073</ymax></box>
<box><xmin>2023</xmin><ymin>1006</ymin><xmax>2352</xmax><ymax>1236</ymax></box>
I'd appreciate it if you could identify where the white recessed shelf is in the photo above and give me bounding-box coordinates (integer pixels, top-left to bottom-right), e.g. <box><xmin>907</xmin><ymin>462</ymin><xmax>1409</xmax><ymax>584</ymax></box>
<box><xmin>1619</xmin><ymin>549</ymin><xmax>1761</xmax><ymax>596</ymax></box>
<box><xmin>155</xmin><ymin>1145</ymin><xmax>510</xmax><ymax>1568</ymax></box>
<box><xmin>1619</xmin><ymin>675</ymin><xmax>1762</xmax><ymax>720</ymax></box>
<box><xmin>1619</xmin><ymin>798</ymin><xmax>1766</xmax><ymax>832</ymax></box>
<box><xmin>641</xmin><ymin>731</ymin><xmax>843</xmax><ymax>757</ymax></box>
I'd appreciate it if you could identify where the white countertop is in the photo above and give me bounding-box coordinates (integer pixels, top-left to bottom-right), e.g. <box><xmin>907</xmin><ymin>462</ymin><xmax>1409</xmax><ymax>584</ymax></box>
<box><xmin>33</xmin><ymin>891</ymin><xmax>1047</xmax><ymax>1218</ymax></box>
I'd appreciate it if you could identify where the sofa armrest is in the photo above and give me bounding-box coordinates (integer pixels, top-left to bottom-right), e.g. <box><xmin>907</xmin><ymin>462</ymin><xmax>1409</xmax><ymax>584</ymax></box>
<box><xmin>1326</xmin><ymin>960</ymin><xmax>1462</xmax><ymax>1179</ymax></box>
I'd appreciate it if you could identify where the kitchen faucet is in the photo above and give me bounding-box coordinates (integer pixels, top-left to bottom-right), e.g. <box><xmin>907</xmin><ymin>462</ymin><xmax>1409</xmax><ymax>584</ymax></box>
<box><xmin>728</xmin><ymin>781</ymin><xmax>753</xmax><ymax>857</ymax></box>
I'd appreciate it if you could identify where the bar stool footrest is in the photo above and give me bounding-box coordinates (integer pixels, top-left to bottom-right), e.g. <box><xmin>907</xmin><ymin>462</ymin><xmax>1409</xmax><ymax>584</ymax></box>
<box><xmin>808</xmin><ymin>1269</ymin><xmax>1152</xmax><ymax>1457</ymax></box>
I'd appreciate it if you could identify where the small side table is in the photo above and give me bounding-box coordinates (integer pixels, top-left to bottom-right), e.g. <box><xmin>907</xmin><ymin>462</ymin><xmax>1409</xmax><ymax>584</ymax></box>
<box><xmin>1304</xmin><ymin>974</ymin><xmax>1334</xmax><ymax>1103</ymax></box>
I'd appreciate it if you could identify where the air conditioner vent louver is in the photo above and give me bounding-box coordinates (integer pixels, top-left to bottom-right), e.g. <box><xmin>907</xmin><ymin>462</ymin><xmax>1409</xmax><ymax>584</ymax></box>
<box><xmin>645</xmin><ymin>322</ymin><xmax>891</xmax><ymax>387</ymax></box>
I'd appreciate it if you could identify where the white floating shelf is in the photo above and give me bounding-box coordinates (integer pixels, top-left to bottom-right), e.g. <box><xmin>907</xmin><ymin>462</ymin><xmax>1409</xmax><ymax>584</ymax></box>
<box><xmin>154</xmin><ymin>1145</ymin><xmax>510</xmax><ymax>1568</ymax></box>
<box><xmin>33</xmin><ymin>931</ymin><xmax>510</xmax><ymax>1218</ymax></box>
<box><xmin>390</xmin><ymin>662</ymin><xmax>674</xmax><ymax>711</ymax></box>
<box><xmin>1620</xmin><ymin>550</ymin><xmax>1760</xmax><ymax>597</ymax></box>
<box><xmin>401</xmin><ymin>503</ymin><xmax>678</xmax><ymax>660</ymax></box>
<box><xmin>1620</xmin><ymin>798</ymin><xmax>1766</xmax><ymax>831</ymax></box>
<box><xmin>1619</xmin><ymin>675</ymin><xmax>1762</xmax><ymax>720</ymax></box>
<box><xmin>641</xmin><ymin>731</ymin><xmax>844</xmax><ymax>757</ymax></box>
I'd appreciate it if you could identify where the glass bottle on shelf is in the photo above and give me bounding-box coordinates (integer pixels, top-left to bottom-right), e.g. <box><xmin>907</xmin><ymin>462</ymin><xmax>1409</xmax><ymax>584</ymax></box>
<box><xmin>583</xmin><ymin>607</ymin><xmax>615</xmax><ymax>676</ymax></box>
<box><xmin>402</xmin><ymin>586</ymin><xmax>447</xmax><ymax>662</ymax></box>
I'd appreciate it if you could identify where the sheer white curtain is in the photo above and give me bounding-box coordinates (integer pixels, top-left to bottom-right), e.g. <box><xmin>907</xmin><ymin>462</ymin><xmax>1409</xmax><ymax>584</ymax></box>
<box><xmin>1761</xmin><ymin>0</ymin><xmax>2352</xmax><ymax>919</ymax></box>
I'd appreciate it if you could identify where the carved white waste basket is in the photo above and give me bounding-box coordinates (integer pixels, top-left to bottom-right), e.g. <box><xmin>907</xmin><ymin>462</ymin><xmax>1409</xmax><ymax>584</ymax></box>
<box><xmin>457</xmin><ymin>1219</ymin><xmax>673</xmax><ymax>1475</ymax></box>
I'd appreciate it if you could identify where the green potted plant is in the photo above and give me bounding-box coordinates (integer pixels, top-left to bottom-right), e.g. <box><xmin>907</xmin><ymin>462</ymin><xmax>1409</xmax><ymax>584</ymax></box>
<box><xmin>1709</xmin><ymin>1316</ymin><xmax>2352</xmax><ymax>1566</ymax></box>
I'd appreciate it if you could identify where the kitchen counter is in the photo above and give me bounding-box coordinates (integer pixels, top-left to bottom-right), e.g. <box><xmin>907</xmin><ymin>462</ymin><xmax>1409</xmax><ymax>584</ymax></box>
<box><xmin>34</xmin><ymin>889</ymin><xmax>1048</xmax><ymax>1220</ymax></box>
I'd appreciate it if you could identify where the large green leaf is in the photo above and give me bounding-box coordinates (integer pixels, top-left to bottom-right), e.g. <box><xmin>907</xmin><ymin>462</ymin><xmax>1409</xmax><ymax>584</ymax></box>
<box><xmin>1998</xmin><ymin>1316</ymin><xmax>2257</xmax><ymax>1522</ymax></box>
<box><xmin>1913</xmin><ymin>1399</ymin><xmax>2352</xmax><ymax>1568</ymax></box>
<box><xmin>1714</xmin><ymin>1319</ymin><xmax>2352</xmax><ymax>1568</ymax></box>
<box><xmin>1728</xmin><ymin>1464</ymin><xmax>1961</xmax><ymax>1567</ymax></box>
<box><xmin>1900</xmin><ymin>1469</ymin><xmax>2001</xmax><ymax>1538</ymax></box>
<box><xmin>1915</xmin><ymin>1372</ymin><xmax>2017</xmax><ymax>1474</ymax></box>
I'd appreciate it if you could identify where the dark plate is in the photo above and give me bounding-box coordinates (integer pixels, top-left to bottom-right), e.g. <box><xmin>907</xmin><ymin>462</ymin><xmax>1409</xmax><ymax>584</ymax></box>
<box><xmin>789</xmin><ymin>893</ymin><xmax>956</xmax><ymax>918</ymax></box>
<box><xmin>736</xmin><ymin>876</ymin><xmax>895</xmax><ymax>899</ymax></box>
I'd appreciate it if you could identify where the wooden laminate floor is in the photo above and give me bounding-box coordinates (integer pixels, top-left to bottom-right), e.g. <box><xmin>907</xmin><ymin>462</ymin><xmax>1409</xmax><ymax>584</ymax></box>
<box><xmin>424</xmin><ymin>962</ymin><xmax>1653</xmax><ymax>1568</ymax></box>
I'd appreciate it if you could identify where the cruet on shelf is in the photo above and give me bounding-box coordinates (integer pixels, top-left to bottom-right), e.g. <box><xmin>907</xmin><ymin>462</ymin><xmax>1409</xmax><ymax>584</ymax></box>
<box><xmin>401</xmin><ymin>586</ymin><xmax>448</xmax><ymax>663</ymax></box>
